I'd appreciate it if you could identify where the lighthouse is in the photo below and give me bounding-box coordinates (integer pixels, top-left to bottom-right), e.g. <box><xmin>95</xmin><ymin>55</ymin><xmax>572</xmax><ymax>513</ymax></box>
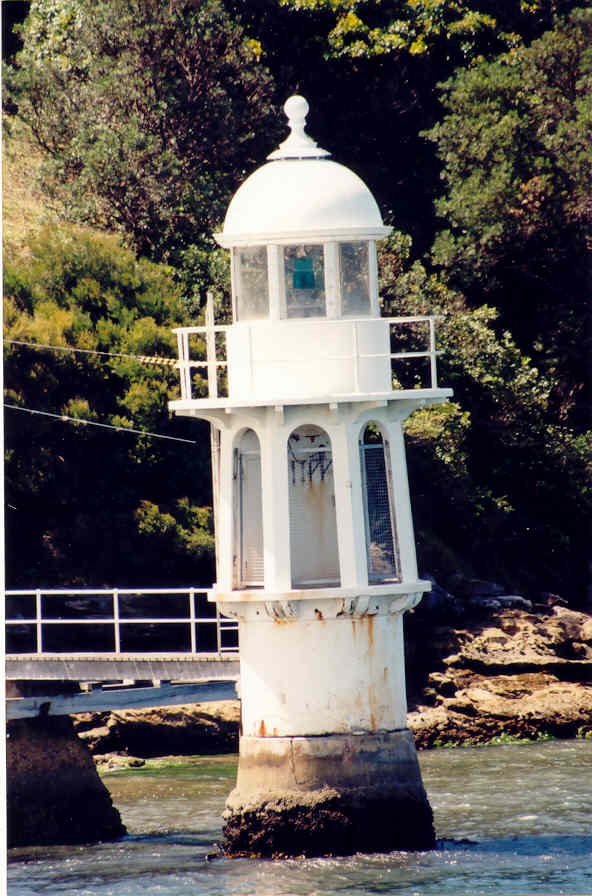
<box><xmin>170</xmin><ymin>96</ymin><xmax>452</xmax><ymax>856</ymax></box>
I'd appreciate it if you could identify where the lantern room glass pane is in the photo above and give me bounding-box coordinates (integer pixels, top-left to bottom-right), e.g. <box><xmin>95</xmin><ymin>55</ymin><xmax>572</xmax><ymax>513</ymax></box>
<box><xmin>236</xmin><ymin>246</ymin><xmax>269</xmax><ymax>321</ymax></box>
<box><xmin>340</xmin><ymin>241</ymin><xmax>371</xmax><ymax>317</ymax></box>
<box><xmin>284</xmin><ymin>245</ymin><xmax>325</xmax><ymax>318</ymax></box>
<box><xmin>360</xmin><ymin>426</ymin><xmax>400</xmax><ymax>583</ymax></box>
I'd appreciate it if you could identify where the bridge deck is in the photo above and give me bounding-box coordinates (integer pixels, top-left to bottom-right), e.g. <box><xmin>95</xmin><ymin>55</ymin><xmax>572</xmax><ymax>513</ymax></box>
<box><xmin>5</xmin><ymin>652</ymin><xmax>240</xmax><ymax>682</ymax></box>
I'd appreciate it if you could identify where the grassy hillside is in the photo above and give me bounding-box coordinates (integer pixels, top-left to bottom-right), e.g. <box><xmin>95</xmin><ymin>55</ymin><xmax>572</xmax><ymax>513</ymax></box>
<box><xmin>2</xmin><ymin>122</ymin><xmax>63</xmax><ymax>256</ymax></box>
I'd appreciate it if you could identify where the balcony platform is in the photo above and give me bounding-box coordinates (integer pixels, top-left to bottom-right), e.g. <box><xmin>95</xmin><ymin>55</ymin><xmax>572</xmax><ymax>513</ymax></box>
<box><xmin>170</xmin><ymin>387</ymin><xmax>452</xmax><ymax>421</ymax></box>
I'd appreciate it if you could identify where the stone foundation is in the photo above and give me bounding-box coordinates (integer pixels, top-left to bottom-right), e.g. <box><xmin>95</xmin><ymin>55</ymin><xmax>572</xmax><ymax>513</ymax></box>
<box><xmin>7</xmin><ymin>715</ymin><xmax>126</xmax><ymax>848</ymax></box>
<box><xmin>223</xmin><ymin>729</ymin><xmax>435</xmax><ymax>856</ymax></box>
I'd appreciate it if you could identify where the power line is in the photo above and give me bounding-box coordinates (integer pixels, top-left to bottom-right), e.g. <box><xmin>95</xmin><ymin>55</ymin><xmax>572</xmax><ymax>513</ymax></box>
<box><xmin>4</xmin><ymin>404</ymin><xmax>198</xmax><ymax>445</ymax></box>
<box><xmin>4</xmin><ymin>339</ymin><xmax>178</xmax><ymax>366</ymax></box>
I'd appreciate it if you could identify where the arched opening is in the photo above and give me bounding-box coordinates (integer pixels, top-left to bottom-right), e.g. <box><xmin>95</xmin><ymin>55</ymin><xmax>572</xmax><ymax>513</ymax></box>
<box><xmin>359</xmin><ymin>424</ymin><xmax>400</xmax><ymax>583</ymax></box>
<box><xmin>288</xmin><ymin>425</ymin><xmax>340</xmax><ymax>588</ymax></box>
<box><xmin>233</xmin><ymin>429</ymin><xmax>264</xmax><ymax>588</ymax></box>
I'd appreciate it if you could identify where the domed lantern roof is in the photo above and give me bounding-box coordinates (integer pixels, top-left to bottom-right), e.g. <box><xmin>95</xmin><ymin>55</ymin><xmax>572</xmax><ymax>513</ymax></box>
<box><xmin>216</xmin><ymin>96</ymin><xmax>391</xmax><ymax>247</ymax></box>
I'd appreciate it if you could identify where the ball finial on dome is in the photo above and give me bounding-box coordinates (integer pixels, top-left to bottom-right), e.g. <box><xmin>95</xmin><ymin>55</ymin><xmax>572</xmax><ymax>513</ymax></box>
<box><xmin>267</xmin><ymin>95</ymin><xmax>330</xmax><ymax>160</ymax></box>
<box><xmin>284</xmin><ymin>95</ymin><xmax>309</xmax><ymax>134</ymax></box>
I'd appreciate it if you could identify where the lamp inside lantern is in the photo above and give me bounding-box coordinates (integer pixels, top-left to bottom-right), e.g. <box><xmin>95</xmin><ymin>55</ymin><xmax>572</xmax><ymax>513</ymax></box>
<box><xmin>293</xmin><ymin>256</ymin><xmax>315</xmax><ymax>290</ymax></box>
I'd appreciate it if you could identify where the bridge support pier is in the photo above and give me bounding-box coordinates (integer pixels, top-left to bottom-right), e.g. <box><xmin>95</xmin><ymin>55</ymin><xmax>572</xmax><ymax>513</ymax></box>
<box><xmin>7</xmin><ymin>715</ymin><xmax>125</xmax><ymax>848</ymax></box>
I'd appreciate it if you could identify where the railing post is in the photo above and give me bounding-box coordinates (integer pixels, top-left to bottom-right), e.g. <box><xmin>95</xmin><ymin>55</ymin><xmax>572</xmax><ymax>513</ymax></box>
<box><xmin>216</xmin><ymin>602</ymin><xmax>222</xmax><ymax>656</ymax></box>
<box><xmin>206</xmin><ymin>291</ymin><xmax>218</xmax><ymax>399</ymax></box>
<box><xmin>189</xmin><ymin>588</ymin><xmax>197</xmax><ymax>654</ymax></box>
<box><xmin>36</xmin><ymin>589</ymin><xmax>43</xmax><ymax>655</ymax></box>
<box><xmin>183</xmin><ymin>331</ymin><xmax>192</xmax><ymax>400</ymax></box>
<box><xmin>176</xmin><ymin>331</ymin><xmax>186</xmax><ymax>400</ymax></box>
<box><xmin>113</xmin><ymin>589</ymin><xmax>121</xmax><ymax>654</ymax></box>
<box><xmin>429</xmin><ymin>316</ymin><xmax>438</xmax><ymax>389</ymax></box>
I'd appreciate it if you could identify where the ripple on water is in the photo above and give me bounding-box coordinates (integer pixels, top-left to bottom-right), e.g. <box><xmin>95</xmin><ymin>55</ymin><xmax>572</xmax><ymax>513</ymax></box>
<box><xmin>7</xmin><ymin>742</ymin><xmax>592</xmax><ymax>896</ymax></box>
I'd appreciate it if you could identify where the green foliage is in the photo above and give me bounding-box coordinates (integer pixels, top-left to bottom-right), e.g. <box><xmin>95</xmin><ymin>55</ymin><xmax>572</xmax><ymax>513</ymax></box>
<box><xmin>404</xmin><ymin>402</ymin><xmax>472</xmax><ymax>476</ymax></box>
<box><xmin>4</xmin><ymin>226</ymin><xmax>214</xmax><ymax>586</ymax></box>
<box><xmin>277</xmin><ymin>0</ymin><xmax>579</xmax><ymax>61</ymax></box>
<box><xmin>379</xmin><ymin>235</ymin><xmax>591</xmax><ymax>597</ymax></box>
<box><xmin>6</xmin><ymin>0</ymin><xmax>279</xmax><ymax>286</ymax></box>
<box><xmin>135</xmin><ymin>499</ymin><xmax>215</xmax><ymax>561</ymax></box>
<box><xmin>426</xmin><ymin>9</ymin><xmax>592</xmax><ymax>429</ymax></box>
<box><xmin>4</xmin><ymin>1</ymin><xmax>590</xmax><ymax>604</ymax></box>
<box><xmin>481</xmin><ymin>731</ymin><xmax>556</xmax><ymax>747</ymax></box>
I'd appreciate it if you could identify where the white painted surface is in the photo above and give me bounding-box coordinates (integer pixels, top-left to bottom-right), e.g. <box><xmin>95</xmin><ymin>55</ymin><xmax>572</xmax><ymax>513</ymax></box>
<box><xmin>267</xmin><ymin>95</ymin><xmax>331</xmax><ymax>161</ymax></box>
<box><xmin>227</xmin><ymin>319</ymin><xmax>392</xmax><ymax>401</ymax></box>
<box><xmin>238</xmin><ymin>610</ymin><xmax>407</xmax><ymax>736</ymax></box>
<box><xmin>288</xmin><ymin>427</ymin><xmax>340</xmax><ymax>588</ymax></box>
<box><xmin>218</xmin><ymin>160</ymin><xmax>390</xmax><ymax>246</ymax></box>
<box><xmin>209</xmin><ymin>403</ymin><xmax>430</xmax><ymax>600</ymax></box>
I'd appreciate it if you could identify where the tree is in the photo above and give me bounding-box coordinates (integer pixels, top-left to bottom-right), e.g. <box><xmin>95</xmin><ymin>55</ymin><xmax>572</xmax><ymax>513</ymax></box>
<box><xmin>6</xmin><ymin>0</ymin><xmax>279</xmax><ymax>289</ymax></box>
<box><xmin>228</xmin><ymin>0</ymin><xmax>586</xmax><ymax>256</ymax></box>
<box><xmin>275</xmin><ymin>0</ymin><xmax>578</xmax><ymax>61</ymax></box>
<box><xmin>426</xmin><ymin>9</ymin><xmax>592</xmax><ymax>431</ymax></box>
<box><xmin>378</xmin><ymin>235</ymin><xmax>592</xmax><ymax>602</ymax></box>
<box><xmin>4</xmin><ymin>225</ymin><xmax>215</xmax><ymax>586</ymax></box>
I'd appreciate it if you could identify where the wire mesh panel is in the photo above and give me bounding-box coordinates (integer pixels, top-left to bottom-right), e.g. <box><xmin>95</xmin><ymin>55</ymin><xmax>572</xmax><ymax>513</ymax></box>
<box><xmin>360</xmin><ymin>436</ymin><xmax>400</xmax><ymax>583</ymax></box>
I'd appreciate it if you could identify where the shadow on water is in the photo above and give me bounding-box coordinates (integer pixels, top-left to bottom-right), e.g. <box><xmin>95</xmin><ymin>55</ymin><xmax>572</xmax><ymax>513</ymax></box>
<box><xmin>462</xmin><ymin>833</ymin><xmax>592</xmax><ymax>857</ymax></box>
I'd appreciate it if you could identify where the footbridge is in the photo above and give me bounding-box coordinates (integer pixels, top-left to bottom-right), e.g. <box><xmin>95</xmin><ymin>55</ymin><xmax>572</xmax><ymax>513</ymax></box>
<box><xmin>5</xmin><ymin>588</ymin><xmax>240</xmax><ymax>720</ymax></box>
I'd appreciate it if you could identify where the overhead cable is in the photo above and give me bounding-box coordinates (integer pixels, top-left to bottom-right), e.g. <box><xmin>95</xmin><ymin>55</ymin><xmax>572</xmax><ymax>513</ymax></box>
<box><xmin>4</xmin><ymin>404</ymin><xmax>198</xmax><ymax>445</ymax></box>
<box><xmin>4</xmin><ymin>339</ymin><xmax>178</xmax><ymax>366</ymax></box>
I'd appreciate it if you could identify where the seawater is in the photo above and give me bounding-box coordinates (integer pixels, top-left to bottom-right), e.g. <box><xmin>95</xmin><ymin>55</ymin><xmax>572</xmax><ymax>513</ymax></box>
<box><xmin>7</xmin><ymin>740</ymin><xmax>592</xmax><ymax>895</ymax></box>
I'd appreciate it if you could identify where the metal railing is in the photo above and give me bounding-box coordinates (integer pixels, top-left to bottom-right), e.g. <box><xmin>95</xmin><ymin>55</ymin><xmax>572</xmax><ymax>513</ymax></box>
<box><xmin>174</xmin><ymin>324</ymin><xmax>228</xmax><ymax>401</ymax></box>
<box><xmin>5</xmin><ymin>588</ymin><xmax>238</xmax><ymax>657</ymax></box>
<box><xmin>388</xmin><ymin>315</ymin><xmax>442</xmax><ymax>390</ymax></box>
<box><xmin>173</xmin><ymin>314</ymin><xmax>443</xmax><ymax>402</ymax></box>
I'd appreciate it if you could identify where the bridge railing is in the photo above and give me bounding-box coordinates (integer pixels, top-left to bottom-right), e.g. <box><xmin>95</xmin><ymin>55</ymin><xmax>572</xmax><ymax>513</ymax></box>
<box><xmin>5</xmin><ymin>588</ymin><xmax>238</xmax><ymax>657</ymax></box>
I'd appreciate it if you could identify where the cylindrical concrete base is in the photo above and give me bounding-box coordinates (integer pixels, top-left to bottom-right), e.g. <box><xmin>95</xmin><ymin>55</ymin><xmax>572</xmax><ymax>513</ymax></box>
<box><xmin>223</xmin><ymin>729</ymin><xmax>434</xmax><ymax>856</ymax></box>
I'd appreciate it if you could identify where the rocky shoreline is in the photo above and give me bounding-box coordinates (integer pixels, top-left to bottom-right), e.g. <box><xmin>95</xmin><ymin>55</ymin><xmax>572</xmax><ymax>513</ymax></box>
<box><xmin>73</xmin><ymin>600</ymin><xmax>592</xmax><ymax>767</ymax></box>
<box><xmin>407</xmin><ymin>601</ymin><xmax>592</xmax><ymax>748</ymax></box>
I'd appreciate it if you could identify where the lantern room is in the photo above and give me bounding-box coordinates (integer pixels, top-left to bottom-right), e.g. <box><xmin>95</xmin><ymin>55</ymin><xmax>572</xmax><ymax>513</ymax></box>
<box><xmin>211</xmin><ymin>95</ymin><xmax>394</xmax><ymax>402</ymax></box>
<box><xmin>217</xmin><ymin>96</ymin><xmax>389</xmax><ymax>324</ymax></box>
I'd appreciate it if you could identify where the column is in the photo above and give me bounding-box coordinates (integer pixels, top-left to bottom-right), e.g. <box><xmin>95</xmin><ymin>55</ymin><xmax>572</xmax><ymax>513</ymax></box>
<box><xmin>260</xmin><ymin>412</ymin><xmax>291</xmax><ymax>592</ymax></box>
<box><xmin>329</xmin><ymin>419</ymin><xmax>367</xmax><ymax>587</ymax></box>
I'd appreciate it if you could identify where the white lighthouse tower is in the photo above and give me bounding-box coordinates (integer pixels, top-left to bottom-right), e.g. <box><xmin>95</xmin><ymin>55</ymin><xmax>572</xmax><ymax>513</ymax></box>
<box><xmin>170</xmin><ymin>96</ymin><xmax>452</xmax><ymax>856</ymax></box>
